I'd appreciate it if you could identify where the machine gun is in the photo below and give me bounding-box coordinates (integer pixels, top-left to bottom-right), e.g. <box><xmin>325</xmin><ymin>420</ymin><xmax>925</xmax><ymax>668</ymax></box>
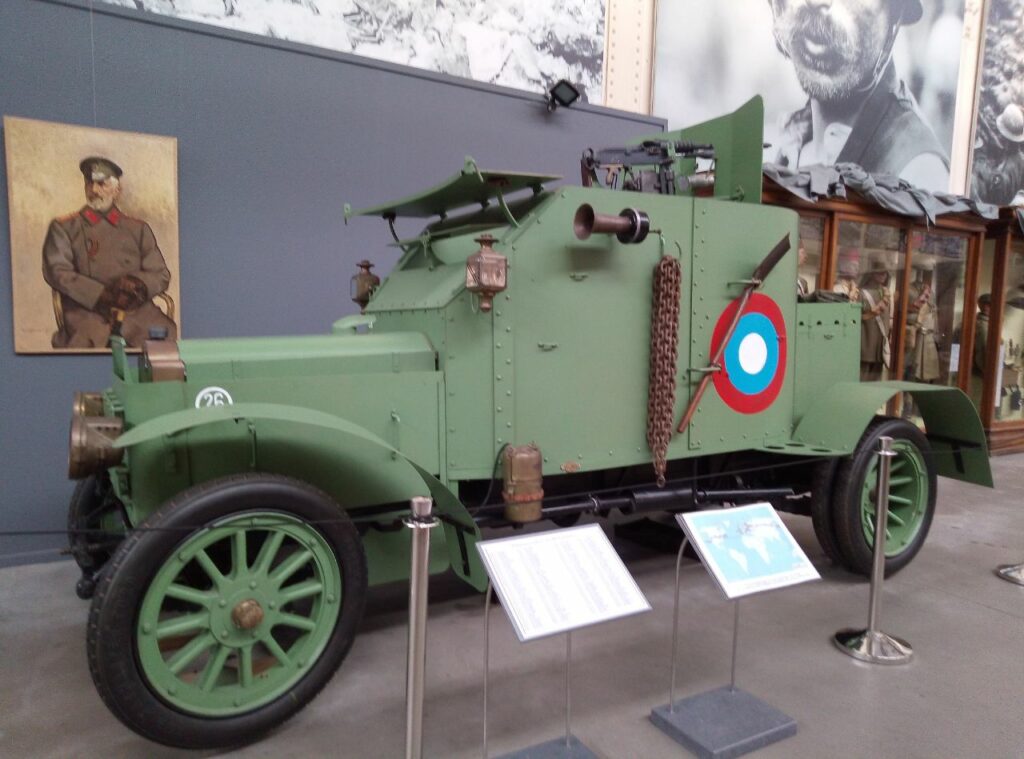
<box><xmin>581</xmin><ymin>139</ymin><xmax>716</xmax><ymax>195</ymax></box>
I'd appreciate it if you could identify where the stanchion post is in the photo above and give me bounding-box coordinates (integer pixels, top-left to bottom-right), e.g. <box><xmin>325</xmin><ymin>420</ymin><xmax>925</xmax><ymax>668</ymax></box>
<box><xmin>995</xmin><ymin>562</ymin><xmax>1024</xmax><ymax>586</ymax></box>
<box><xmin>729</xmin><ymin>600</ymin><xmax>739</xmax><ymax>692</ymax></box>
<box><xmin>668</xmin><ymin>537</ymin><xmax>689</xmax><ymax>713</ymax></box>
<box><xmin>833</xmin><ymin>436</ymin><xmax>913</xmax><ymax>664</ymax></box>
<box><xmin>405</xmin><ymin>496</ymin><xmax>438</xmax><ymax>759</ymax></box>
<box><xmin>564</xmin><ymin>632</ymin><xmax>572</xmax><ymax>749</ymax></box>
<box><xmin>482</xmin><ymin>583</ymin><xmax>493</xmax><ymax>759</ymax></box>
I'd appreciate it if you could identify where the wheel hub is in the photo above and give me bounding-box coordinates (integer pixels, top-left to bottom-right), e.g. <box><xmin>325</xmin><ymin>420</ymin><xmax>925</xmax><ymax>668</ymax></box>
<box><xmin>231</xmin><ymin>599</ymin><xmax>264</xmax><ymax>630</ymax></box>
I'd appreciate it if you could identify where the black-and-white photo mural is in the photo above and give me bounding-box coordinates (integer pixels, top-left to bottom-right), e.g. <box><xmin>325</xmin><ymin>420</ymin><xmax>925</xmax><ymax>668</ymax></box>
<box><xmin>971</xmin><ymin>0</ymin><xmax>1024</xmax><ymax>205</ymax></box>
<box><xmin>99</xmin><ymin>0</ymin><xmax>606</xmax><ymax>104</ymax></box>
<box><xmin>654</xmin><ymin>0</ymin><xmax>965</xmax><ymax>193</ymax></box>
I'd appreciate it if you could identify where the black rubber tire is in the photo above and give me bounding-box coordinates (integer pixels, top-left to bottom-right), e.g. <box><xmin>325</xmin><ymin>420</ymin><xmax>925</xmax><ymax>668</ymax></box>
<box><xmin>809</xmin><ymin>459</ymin><xmax>843</xmax><ymax>565</ymax></box>
<box><xmin>831</xmin><ymin>417</ymin><xmax>937</xmax><ymax>578</ymax></box>
<box><xmin>86</xmin><ymin>473</ymin><xmax>367</xmax><ymax>749</ymax></box>
<box><xmin>68</xmin><ymin>474</ymin><xmax>121</xmax><ymax>597</ymax></box>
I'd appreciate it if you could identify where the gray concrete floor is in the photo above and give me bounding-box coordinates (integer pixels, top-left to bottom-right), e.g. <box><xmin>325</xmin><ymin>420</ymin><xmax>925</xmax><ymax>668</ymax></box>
<box><xmin>2</xmin><ymin>457</ymin><xmax>1023</xmax><ymax>759</ymax></box>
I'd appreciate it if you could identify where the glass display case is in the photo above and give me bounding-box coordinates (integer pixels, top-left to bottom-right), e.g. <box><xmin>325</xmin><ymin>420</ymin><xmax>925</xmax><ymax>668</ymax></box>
<box><xmin>763</xmin><ymin>174</ymin><xmax>992</xmax><ymax>442</ymax></box>
<box><xmin>797</xmin><ymin>214</ymin><xmax>827</xmax><ymax>297</ymax></box>
<box><xmin>979</xmin><ymin>210</ymin><xmax>1024</xmax><ymax>452</ymax></box>
<box><xmin>834</xmin><ymin>220</ymin><xmax>906</xmax><ymax>382</ymax></box>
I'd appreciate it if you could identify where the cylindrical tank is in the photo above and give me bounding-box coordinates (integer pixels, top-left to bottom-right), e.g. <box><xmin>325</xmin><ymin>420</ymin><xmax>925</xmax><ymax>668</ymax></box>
<box><xmin>502</xmin><ymin>444</ymin><xmax>544</xmax><ymax>523</ymax></box>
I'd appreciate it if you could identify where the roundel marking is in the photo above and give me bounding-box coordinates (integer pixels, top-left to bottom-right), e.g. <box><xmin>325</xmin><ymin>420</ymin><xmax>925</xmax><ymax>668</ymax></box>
<box><xmin>710</xmin><ymin>293</ymin><xmax>786</xmax><ymax>414</ymax></box>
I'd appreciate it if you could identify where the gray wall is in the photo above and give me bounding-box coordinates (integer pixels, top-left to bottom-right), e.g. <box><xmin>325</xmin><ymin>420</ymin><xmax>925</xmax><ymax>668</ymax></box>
<box><xmin>0</xmin><ymin>0</ymin><xmax>663</xmax><ymax>565</ymax></box>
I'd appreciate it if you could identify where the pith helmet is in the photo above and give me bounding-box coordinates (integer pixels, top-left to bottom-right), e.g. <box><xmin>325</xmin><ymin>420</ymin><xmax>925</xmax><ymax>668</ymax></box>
<box><xmin>864</xmin><ymin>251</ymin><xmax>896</xmax><ymax>275</ymax></box>
<box><xmin>837</xmin><ymin>250</ymin><xmax>861</xmax><ymax>278</ymax></box>
<box><xmin>900</xmin><ymin>0</ymin><xmax>923</xmax><ymax>24</ymax></box>
<box><xmin>997</xmin><ymin>104</ymin><xmax>1024</xmax><ymax>143</ymax></box>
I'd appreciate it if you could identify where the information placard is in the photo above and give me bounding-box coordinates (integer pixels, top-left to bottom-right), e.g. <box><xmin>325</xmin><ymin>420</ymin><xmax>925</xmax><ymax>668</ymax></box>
<box><xmin>677</xmin><ymin>503</ymin><xmax>819</xmax><ymax>599</ymax></box>
<box><xmin>477</xmin><ymin>524</ymin><xmax>651</xmax><ymax>642</ymax></box>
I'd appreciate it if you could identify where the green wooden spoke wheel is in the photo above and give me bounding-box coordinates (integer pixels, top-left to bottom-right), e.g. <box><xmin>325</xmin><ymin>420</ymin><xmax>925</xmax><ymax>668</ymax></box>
<box><xmin>832</xmin><ymin>417</ymin><xmax>937</xmax><ymax>577</ymax></box>
<box><xmin>87</xmin><ymin>474</ymin><xmax>366</xmax><ymax>749</ymax></box>
<box><xmin>858</xmin><ymin>439</ymin><xmax>929</xmax><ymax>557</ymax></box>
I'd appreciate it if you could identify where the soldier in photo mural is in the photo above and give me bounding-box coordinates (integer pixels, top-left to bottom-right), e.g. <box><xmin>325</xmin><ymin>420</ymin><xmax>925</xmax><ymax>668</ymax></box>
<box><xmin>42</xmin><ymin>157</ymin><xmax>177</xmax><ymax>349</ymax></box>
<box><xmin>769</xmin><ymin>0</ymin><xmax>949</xmax><ymax>189</ymax></box>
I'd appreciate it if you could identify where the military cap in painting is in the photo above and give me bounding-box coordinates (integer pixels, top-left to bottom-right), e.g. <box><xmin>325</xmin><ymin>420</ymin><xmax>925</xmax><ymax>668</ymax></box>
<box><xmin>79</xmin><ymin>157</ymin><xmax>123</xmax><ymax>181</ymax></box>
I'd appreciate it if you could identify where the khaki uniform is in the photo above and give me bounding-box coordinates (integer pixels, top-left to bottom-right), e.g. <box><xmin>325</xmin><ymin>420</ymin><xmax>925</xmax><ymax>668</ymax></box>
<box><xmin>860</xmin><ymin>285</ymin><xmax>890</xmax><ymax>380</ymax></box>
<box><xmin>42</xmin><ymin>206</ymin><xmax>176</xmax><ymax>348</ymax></box>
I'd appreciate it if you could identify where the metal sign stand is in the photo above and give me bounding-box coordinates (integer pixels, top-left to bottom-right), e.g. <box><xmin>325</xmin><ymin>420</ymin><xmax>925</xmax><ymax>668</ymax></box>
<box><xmin>650</xmin><ymin>537</ymin><xmax>796</xmax><ymax>759</ymax></box>
<box><xmin>404</xmin><ymin>496</ymin><xmax>439</xmax><ymax>759</ymax></box>
<box><xmin>834</xmin><ymin>436</ymin><xmax>914</xmax><ymax>665</ymax></box>
<box><xmin>995</xmin><ymin>563</ymin><xmax>1024</xmax><ymax>586</ymax></box>
<box><xmin>482</xmin><ymin>584</ymin><xmax>595</xmax><ymax>759</ymax></box>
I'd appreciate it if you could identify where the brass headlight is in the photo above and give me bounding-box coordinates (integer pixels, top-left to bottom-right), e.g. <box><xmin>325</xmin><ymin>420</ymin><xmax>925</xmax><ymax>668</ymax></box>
<box><xmin>73</xmin><ymin>391</ymin><xmax>105</xmax><ymax>418</ymax></box>
<box><xmin>68</xmin><ymin>415</ymin><xmax>124</xmax><ymax>479</ymax></box>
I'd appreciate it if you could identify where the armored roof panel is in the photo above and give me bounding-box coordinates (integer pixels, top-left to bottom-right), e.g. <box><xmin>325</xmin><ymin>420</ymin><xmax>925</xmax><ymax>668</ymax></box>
<box><xmin>345</xmin><ymin>158</ymin><xmax>560</xmax><ymax>220</ymax></box>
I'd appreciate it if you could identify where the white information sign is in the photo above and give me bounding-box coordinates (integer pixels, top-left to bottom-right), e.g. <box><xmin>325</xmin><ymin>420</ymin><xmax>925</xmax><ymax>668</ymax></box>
<box><xmin>677</xmin><ymin>503</ymin><xmax>819</xmax><ymax>600</ymax></box>
<box><xmin>476</xmin><ymin>524</ymin><xmax>651</xmax><ymax>642</ymax></box>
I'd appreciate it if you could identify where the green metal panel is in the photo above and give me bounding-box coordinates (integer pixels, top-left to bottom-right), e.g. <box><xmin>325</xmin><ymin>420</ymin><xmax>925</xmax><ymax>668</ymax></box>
<box><xmin>112</xmin><ymin>403</ymin><xmax>487</xmax><ymax>589</ymax></box>
<box><xmin>442</xmin><ymin>291</ymin><xmax>497</xmax><ymax>477</ymax></box>
<box><xmin>686</xmin><ymin>199</ymin><xmax>799</xmax><ymax>452</ymax></box>
<box><xmin>345</xmin><ymin>157</ymin><xmax>559</xmax><ymax>220</ymax></box>
<box><xmin>792</xmin><ymin>302</ymin><xmax>862</xmax><ymax>422</ymax></box>
<box><xmin>635</xmin><ymin>96</ymin><xmax>765</xmax><ymax>204</ymax></box>
<box><xmin>511</xmin><ymin>186</ymin><xmax>693</xmax><ymax>474</ymax></box>
<box><xmin>792</xmin><ymin>382</ymin><xmax>993</xmax><ymax>487</ymax></box>
<box><xmin>178</xmin><ymin>332</ymin><xmax>435</xmax><ymax>383</ymax></box>
<box><xmin>364</xmin><ymin>262</ymin><xmax>466</xmax><ymax>312</ymax></box>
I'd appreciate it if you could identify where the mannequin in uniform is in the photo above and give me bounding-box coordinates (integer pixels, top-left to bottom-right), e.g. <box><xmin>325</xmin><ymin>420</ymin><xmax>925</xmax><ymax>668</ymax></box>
<box><xmin>905</xmin><ymin>272</ymin><xmax>938</xmax><ymax>382</ymax></box>
<box><xmin>859</xmin><ymin>263</ymin><xmax>891</xmax><ymax>381</ymax></box>
<box><xmin>832</xmin><ymin>250</ymin><xmax>861</xmax><ymax>302</ymax></box>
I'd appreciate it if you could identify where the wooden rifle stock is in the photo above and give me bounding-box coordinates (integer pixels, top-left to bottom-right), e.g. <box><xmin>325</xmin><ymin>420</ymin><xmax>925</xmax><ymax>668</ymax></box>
<box><xmin>676</xmin><ymin>233</ymin><xmax>791</xmax><ymax>435</ymax></box>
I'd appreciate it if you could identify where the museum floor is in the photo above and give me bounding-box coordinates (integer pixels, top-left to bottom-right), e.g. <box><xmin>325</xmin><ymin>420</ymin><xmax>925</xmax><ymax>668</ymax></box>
<box><xmin>1</xmin><ymin>455</ymin><xmax>1022</xmax><ymax>758</ymax></box>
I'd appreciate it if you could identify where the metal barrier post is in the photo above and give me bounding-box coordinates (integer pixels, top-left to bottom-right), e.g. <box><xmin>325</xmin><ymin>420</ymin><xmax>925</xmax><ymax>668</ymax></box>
<box><xmin>833</xmin><ymin>436</ymin><xmax>913</xmax><ymax>664</ymax></box>
<box><xmin>405</xmin><ymin>496</ymin><xmax>438</xmax><ymax>759</ymax></box>
<box><xmin>995</xmin><ymin>563</ymin><xmax>1024</xmax><ymax>586</ymax></box>
<box><xmin>668</xmin><ymin>537</ymin><xmax>689</xmax><ymax>712</ymax></box>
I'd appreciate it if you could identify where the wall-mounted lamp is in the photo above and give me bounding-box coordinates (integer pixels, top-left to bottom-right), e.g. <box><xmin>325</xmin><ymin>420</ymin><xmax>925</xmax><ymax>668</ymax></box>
<box><xmin>546</xmin><ymin>79</ymin><xmax>580</xmax><ymax>112</ymax></box>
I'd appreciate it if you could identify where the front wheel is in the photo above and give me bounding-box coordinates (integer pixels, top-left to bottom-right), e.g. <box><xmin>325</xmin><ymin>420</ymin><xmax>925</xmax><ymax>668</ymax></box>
<box><xmin>832</xmin><ymin>418</ymin><xmax>937</xmax><ymax>577</ymax></box>
<box><xmin>86</xmin><ymin>474</ymin><xmax>367</xmax><ymax>749</ymax></box>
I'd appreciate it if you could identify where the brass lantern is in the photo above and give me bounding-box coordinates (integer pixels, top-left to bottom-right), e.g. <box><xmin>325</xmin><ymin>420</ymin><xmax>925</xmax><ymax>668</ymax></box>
<box><xmin>350</xmin><ymin>260</ymin><xmax>380</xmax><ymax>311</ymax></box>
<box><xmin>465</xmin><ymin>234</ymin><xmax>507</xmax><ymax>312</ymax></box>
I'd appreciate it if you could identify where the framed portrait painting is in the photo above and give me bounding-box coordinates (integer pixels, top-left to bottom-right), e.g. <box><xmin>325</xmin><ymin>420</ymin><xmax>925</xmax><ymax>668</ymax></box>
<box><xmin>4</xmin><ymin>116</ymin><xmax>180</xmax><ymax>353</ymax></box>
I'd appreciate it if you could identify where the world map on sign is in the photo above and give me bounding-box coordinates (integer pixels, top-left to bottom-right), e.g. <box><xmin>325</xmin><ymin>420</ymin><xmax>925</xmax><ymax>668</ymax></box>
<box><xmin>679</xmin><ymin>504</ymin><xmax>820</xmax><ymax>599</ymax></box>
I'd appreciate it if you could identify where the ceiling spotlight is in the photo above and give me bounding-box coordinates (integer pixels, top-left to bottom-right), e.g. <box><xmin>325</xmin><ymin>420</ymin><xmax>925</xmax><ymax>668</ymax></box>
<box><xmin>546</xmin><ymin>79</ymin><xmax>581</xmax><ymax>112</ymax></box>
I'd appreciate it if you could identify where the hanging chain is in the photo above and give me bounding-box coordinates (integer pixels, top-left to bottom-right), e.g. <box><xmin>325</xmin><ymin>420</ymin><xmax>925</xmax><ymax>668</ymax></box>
<box><xmin>647</xmin><ymin>255</ymin><xmax>681</xmax><ymax>487</ymax></box>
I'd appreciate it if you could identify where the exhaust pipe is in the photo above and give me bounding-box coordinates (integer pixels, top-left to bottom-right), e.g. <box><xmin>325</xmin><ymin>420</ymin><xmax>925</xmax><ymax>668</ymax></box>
<box><xmin>573</xmin><ymin>204</ymin><xmax>650</xmax><ymax>244</ymax></box>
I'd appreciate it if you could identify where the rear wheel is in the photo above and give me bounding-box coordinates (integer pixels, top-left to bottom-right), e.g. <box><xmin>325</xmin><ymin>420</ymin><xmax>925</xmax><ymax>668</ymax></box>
<box><xmin>809</xmin><ymin>459</ymin><xmax>842</xmax><ymax>565</ymax></box>
<box><xmin>87</xmin><ymin>474</ymin><xmax>366</xmax><ymax>749</ymax></box>
<box><xmin>832</xmin><ymin>418</ymin><xmax>937</xmax><ymax>577</ymax></box>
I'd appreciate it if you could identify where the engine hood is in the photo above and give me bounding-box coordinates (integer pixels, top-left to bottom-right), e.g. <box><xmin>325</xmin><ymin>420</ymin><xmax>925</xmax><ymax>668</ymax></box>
<box><xmin>177</xmin><ymin>331</ymin><xmax>436</xmax><ymax>384</ymax></box>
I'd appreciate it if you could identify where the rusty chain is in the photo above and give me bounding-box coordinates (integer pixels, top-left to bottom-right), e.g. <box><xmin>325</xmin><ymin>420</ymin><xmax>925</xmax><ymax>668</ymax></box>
<box><xmin>647</xmin><ymin>255</ymin><xmax>681</xmax><ymax>487</ymax></box>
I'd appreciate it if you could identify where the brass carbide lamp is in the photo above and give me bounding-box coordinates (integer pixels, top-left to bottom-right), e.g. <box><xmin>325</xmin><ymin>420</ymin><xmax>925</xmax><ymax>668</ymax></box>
<box><xmin>351</xmin><ymin>260</ymin><xmax>380</xmax><ymax>311</ymax></box>
<box><xmin>465</xmin><ymin>234</ymin><xmax>507</xmax><ymax>312</ymax></box>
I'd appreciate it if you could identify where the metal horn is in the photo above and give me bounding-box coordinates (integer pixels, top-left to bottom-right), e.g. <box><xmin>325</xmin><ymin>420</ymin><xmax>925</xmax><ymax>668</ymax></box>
<box><xmin>573</xmin><ymin>204</ymin><xmax>650</xmax><ymax>244</ymax></box>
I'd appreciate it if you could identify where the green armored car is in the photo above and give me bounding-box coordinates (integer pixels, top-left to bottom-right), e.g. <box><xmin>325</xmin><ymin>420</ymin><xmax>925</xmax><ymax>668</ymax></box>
<box><xmin>66</xmin><ymin>98</ymin><xmax>992</xmax><ymax>748</ymax></box>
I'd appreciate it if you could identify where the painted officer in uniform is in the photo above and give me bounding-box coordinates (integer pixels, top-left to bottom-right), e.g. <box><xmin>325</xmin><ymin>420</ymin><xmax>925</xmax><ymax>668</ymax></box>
<box><xmin>42</xmin><ymin>157</ymin><xmax>176</xmax><ymax>349</ymax></box>
<box><xmin>769</xmin><ymin>0</ymin><xmax>950</xmax><ymax>190</ymax></box>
